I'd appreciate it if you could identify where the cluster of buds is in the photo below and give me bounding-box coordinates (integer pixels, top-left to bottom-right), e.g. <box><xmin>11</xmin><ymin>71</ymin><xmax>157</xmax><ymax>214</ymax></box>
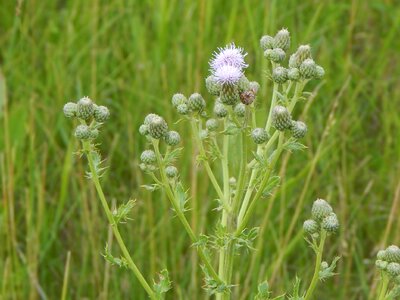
<box><xmin>171</xmin><ymin>93</ymin><xmax>207</xmax><ymax>116</ymax></box>
<box><xmin>303</xmin><ymin>199</ymin><xmax>339</xmax><ymax>238</ymax></box>
<box><xmin>207</xmin><ymin>43</ymin><xmax>259</xmax><ymax>106</ymax></box>
<box><xmin>376</xmin><ymin>245</ymin><xmax>400</xmax><ymax>284</ymax></box>
<box><xmin>260</xmin><ymin>29</ymin><xmax>324</xmax><ymax>84</ymax></box>
<box><xmin>63</xmin><ymin>96</ymin><xmax>110</xmax><ymax>140</ymax></box>
<box><xmin>139</xmin><ymin>113</ymin><xmax>181</xmax><ymax>177</ymax></box>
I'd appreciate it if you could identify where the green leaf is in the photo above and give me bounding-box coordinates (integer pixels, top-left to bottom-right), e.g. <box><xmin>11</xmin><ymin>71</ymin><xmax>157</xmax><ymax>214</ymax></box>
<box><xmin>112</xmin><ymin>199</ymin><xmax>136</xmax><ymax>224</ymax></box>
<box><xmin>102</xmin><ymin>244</ymin><xmax>129</xmax><ymax>269</ymax></box>
<box><xmin>262</xmin><ymin>176</ymin><xmax>281</xmax><ymax>197</ymax></box>
<box><xmin>319</xmin><ymin>256</ymin><xmax>341</xmax><ymax>281</ymax></box>
<box><xmin>283</xmin><ymin>139</ymin><xmax>307</xmax><ymax>152</ymax></box>
<box><xmin>153</xmin><ymin>269</ymin><xmax>172</xmax><ymax>299</ymax></box>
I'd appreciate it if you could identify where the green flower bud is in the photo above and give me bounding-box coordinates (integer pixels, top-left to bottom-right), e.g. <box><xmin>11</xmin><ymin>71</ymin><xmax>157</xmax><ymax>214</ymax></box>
<box><xmin>164</xmin><ymin>130</ymin><xmax>181</xmax><ymax>146</ymax></box>
<box><xmin>140</xmin><ymin>150</ymin><xmax>156</xmax><ymax>164</ymax></box>
<box><xmin>229</xmin><ymin>177</ymin><xmax>237</xmax><ymax>187</ymax></box>
<box><xmin>77</xmin><ymin>97</ymin><xmax>94</xmax><ymax>120</ymax></box>
<box><xmin>251</xmin><ymin>128</ymin><xmax>269</xmax><ymax>144</ymax></box>
<box><xmin>206</xmin><ymin>118</ymin><xmax>219</xmax><ymax>131</ymax></box>
<box><xmin>273</xmin><ymin>28</ymin><xmax>290</xmax><ymax>51</ymax></box>
<box><xmin>295</xmin><ymin>45</ymin><xmax>312</xmax><ymax>64</ymax></box>
<box><xmin>144</xmin><ymin>113</ymin><xmax>159</xmax><ymax>125</ymax></box>
<box><xmin>234</xmin><ymin>103</ymin><xmax>246</xmax><ymax>117</ymax></box>
<box><xmin>93</xmin><ymin>105</ymin><xmax>110</xmax><ymax>123</ymax></box>
<box><xmin>214</xmin><ymin>102</ymin><xmax>228</xmax><ymax>118</ymax></box>
<box><xmin>264</xmin><ymin>48</ymin><xmax>285</xmax><ymax>63</ymax></box>
<box><xmin>200</xmin><ymin>129</ymin><xmax>208</xmax><ymax>140</ymax></box>
<box><xmin>74</xmin><ymin>124</ymin><xmax>91</xmax><ymax>140</ymax></box>
<box><xmin>200</xmin><ymin>111</ymin><xmax>208</xmax><ymax>118</ymax></box>
<box><xmin>272</xmin><ymin>67</ymin><xmax>288</xmax><ymax>84</ymax></box>
<box><xmin>303</xmin><ymin>219</ymin><xmax>319</xmax><ymax>235</ymax></box>
<box><xmin>311</xmin><ymin>199</ymin><xmax>333</xmax><ymax>221</ymax></box>
<box><xmin>249</xmin><ymin>81</ymin><xmax>260</xmax><ymax>94</ymax></box>
<box><xmin>260</xmin><ymin>35</ymin><xmax>274</xmax><ymax>50</ymax></box>
<box><xmin>89</xmin><ymin>128</ymin><xmax>99</xmax><ymax>139</ymax></box>
<box><xmin>321</xmin><ymin>261</ymin><xmax>329</xmax><ymax>270</ymax></box>
<box><xmin>172</xmin><ymin>93</ymin><xmax>187</xmax><ymax>108</ymax></box>
<box><xmin>220</xmin><ymin>84</ymin><xmax>239</xmax><ymax>105</ymax></box>
<box><xmin>291</xmin><ymin>120</ymin><xmax>307</xmax><ymax>139</ymax></box>
<box><xmin>385</xmin><ymin>245</ymin><xmax>400</xmax><ymax>263</ymax></box>
<box><xmin>139</xmin><ymin>124</ymin><xmax>149</xmax><ymax>136</ymax></box>
<box><xmin>188</xmin><ymin>93</ymin><xmax>206</xmax><ymax>111</ymax></box>
<box><xmin>272</xmin><ymin>105</ymin><xmax>292</xmax><ymax>131</ymax></box>
<box><xmin>149</xmin><ymin>115</ymin><xmax>168</xmax><ymax>139</ymax></box>
<box><xmin>377</xmin><ymin>250</ymin><xmax>387</xmax><ymax>260</ymax></box>
<box><xmin>63</xmin><ymin>102</ymin><xmax>77</xmax><ymax>118</ymax></box>
<box><xmin>376</xmin><ymin>260</ymin><xmax>388</xmax><ymax>271</ymax></box>
<box><xmin>288</xmin><ymin>68</ymin><xmax>300</xmax><ymax>81</ymax></box>
<box><xmin>299</xmin><ymin>58</ymin><xmax>317</xmax><ymax>79</ymax></box>
<box><xmin>177</xmin><ymin>103</ymin><xmax>189</xmax><ymax>115</ymax></box>
<box><xmin>315</xmin><ymin>65</ymin><xmax>325</xmax><ymax>79</ymax></box>
<box><xmin>165</xmin><ymin>166</ymin><xmax>178</xmax><ymax>178</ymax></box>
<box><xmin>238</xmin><ymin>76</ymin><xmax>250</xmax><ymax>93</ymax></box>
<box><xmin>205</xmin><ymin>76</ymin><xmax>222</xmax><ymax>96</ymax></box>
<box><xmin>321</xmin><ymin>213</ymin><xmax>339</xmax><ymax>233</ymax></box>
<box><xmin>386</xmin><ymin>262</ymin><xmax>400</xmax><ymax>277</ymax></box>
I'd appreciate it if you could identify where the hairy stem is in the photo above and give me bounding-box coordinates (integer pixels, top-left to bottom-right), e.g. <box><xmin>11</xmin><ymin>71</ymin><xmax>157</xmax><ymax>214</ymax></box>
<box><xmin>304</xmin><ymin>230</ymin><xmax>327</xmax><ymax>300</ymax></box>
<box><xmin>82</xmin><ymin>141</ymin><xmax>157</xmax><ymax>300</ymax></box>
<box><xmin>377</xmin><ymin>273</ymin><xmax>390</xmax><ymax>300</ymax></box>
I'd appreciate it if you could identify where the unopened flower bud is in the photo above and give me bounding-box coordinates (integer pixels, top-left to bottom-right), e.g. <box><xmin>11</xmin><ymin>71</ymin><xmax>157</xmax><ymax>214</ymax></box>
<box><xmin>74</xmin><ymin>124</ymin><xmax>91</xmax><ymax>140</ymax></box>
<box><xmin>288</xmin><ymin>68</ymin><xmax>300</xmax><ymax>81</ymax></box>
<box><xmin>303</xmin><ymin>219</ymin><xmax>319</xmax><ymax>235</ymax></box>
<box><xmin>385</xmin><ymin>245</ymin><xmax>400</xmax><ymax>263</ymax></box>
<box><xmin>205</xmin><ymin>76</ymin><xmax>221</xmax><ymax>96</ymax></box>
<box><xmin>63</xmin><ymin>102</ymin><xmax>77</xmax><ymax>118</ymax></box>
<box><xmin>172</xmin><ymin>93</ymin><xmax>187</xmax><ymax>108</ymax></box>
<box><xmin>94</xmin><ymin>105</ymin><xmax>110</xmax><ymax>122</ymax></box>
<box><xmin>140</xmin><ymin>150</ymin><xmax>156</xmax><ymax>164</ymax></box>
<box><xmin>139</xmin><ymin>124</ymin><xmax>149</xmax><ymax>136</ymax></box>
<box><xmin>377</xmin><ymin>250</ymin><xmax>387</xmax><ymax>260</ymax></box>
<box><xmin>89</xmin><ymin>128</ymin><xmax>99</xmax><ymax>139</ymax></box>
<box><xmin>206</xmin><ymin>118</ymin><xmax>219</xmax><ymax>131</ymax></box>
<box><xmin>189</xmin><ymin>93</ymin><xmax>206</xmax><ymax>111</ymax></box>
<box><xmin>376</xmin><ymin>260</ymin><xmax>388</xmax><ymax>270</ymax></box>
<box><xmin>149</xmin><ymin>116</ymin><xmax>168</xmax><ymax>139</ymax></box>
<box><xmin>387</xmin><ymin>262</ymin><xmax>400</xmax><ymax>277</ymax></box>
<box><xmin>260</xmin><ymin>35</ymin><xmax>274</xmax><ymax>50</ymax></box>
<box><xmin>273</xmin><ymin>28</ymin><xmax>290</xmax><ymax>51</ymax></box>
<box><xmin>311</xmin><ymin>199</ymin><xmax>333</xmax><ymax>220</ymax></box>
<box><xmin>299</xmin><ymin>58</ymin><xmax>317</xmax><ymax>79</ymax></box>
<box><xmin>295</xmin><ymin>45</ymin><xmax>312</xmax><ymax>63</ymax></box>
<box><xmin>251</xmin><ymin>128</ymin><xmax>269</xmax><ymax>144</ymax></box>
<box><xmin>234</xmin><ymin>103</ymin><xmax>246</xmax><ymax>117</ymax></box>
<box><xmin>214</xmin><ymin>102</ymin><xmax>228</xmax><ymax>118</ymax></box>
<box><xmin>272</xmin><ymin>67</ymin><xmax>288</xmax><ymax>84</ymax></box>
<box><xmin>200</xmin><ymin>129</ymin><xmax>208</xmax><ymax>140</ymax></box>
<box><xmin>249</xmin><ymin>81</ymin><xmax>260</xmax><ymax>94</ymax></box>
<box><xmin>272</xmin><ymin>105</ymin><xmax>292</xmax><ymax>131</ymax></box>
<box><xmin>321</xmin><ymin>261</ymin><xmax>329</xmax><ymax>270</ymax></box>
<box><xmin>315</xmin><ymin>65</ymin><xmax>325</xmax><ymax>79</ymax></box>
<box><xmin>229</xmin><ymin>177</ymin><xmax>237</xmax><ymax>187</ymax></box>
<box><xmin>238</xmin><ymin>76</ymin><xmax>250</xmax><ymax>93</ymax></box>
<box><xmin>264</xmin><ymin>48</ymin><xmax>285</xmax><ymax>63</ymax></box>
<box><xmin>291</xmin><ymin>121</ymin><xmax>307</xmax><ymax>139</ymax></box>
<box><xmin>165</xmin><ymin>166</ymin><xmax>178</xmax><ymax>178</ymax></box>
<box><xmin>164</xmin><ymin>131</ymin><xmax>181</xmax><ymax>146</ymax></box>
<box><xmin>321</xmin><ymin>213</ymin><xmax>339</xmax><ymax>233</ymax></box>
<box><xmin>77</xmin><ymin>97</ymin><xmax>94</xmax><ymax>120</ymax></box>
<box><xmin>177</xmin><ymin>103</ymin><xmax>189</xmax><ymax>115</ymax></box>
<box><xmin>144</xmin><ymin>113</ymin><xmax>159</xmax><ymax>125</ymax></box>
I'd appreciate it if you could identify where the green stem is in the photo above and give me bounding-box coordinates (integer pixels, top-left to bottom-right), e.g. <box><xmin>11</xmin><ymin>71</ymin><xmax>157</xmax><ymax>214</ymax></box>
<box><xmin>82</xmin><ymin>141</ymin><xmax>157</xmax><ymax>300</ymax></box>
<box><xmin>236</xmin><ymin>132</ymin><xmax>285</xmax><ymax>235</ymax></box>
<box><xmin>304</xmin><ymin>230</ymin><xmax>327</xmax><ymax>300</ymax></box>
<box><xmin>151</xmin><ymin>139</ymin><xmax>222</xmax><ymax>283</ymax></box>
<box><xmin>377</xmin><ymin>273</ymin><xmax>390</xmax><ymax>300</ymax></box>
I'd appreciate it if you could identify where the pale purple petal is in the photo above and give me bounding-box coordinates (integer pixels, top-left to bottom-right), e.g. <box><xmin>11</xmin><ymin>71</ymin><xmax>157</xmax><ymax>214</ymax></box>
<box><xmin>213</xmin><ymin>65</ymin><xmax>243</xmax><ymax>85</ymax></box>
<box><xmin>209</xmin><ymin>43</ymin><xmax>248</xmax><ymax>71</ymax></box>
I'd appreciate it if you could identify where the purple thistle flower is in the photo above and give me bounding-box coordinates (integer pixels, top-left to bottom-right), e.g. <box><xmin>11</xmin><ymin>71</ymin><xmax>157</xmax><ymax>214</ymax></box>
<box><xmin>210</xmin><ymin>43</ymin><xmax>248</xmax><ymax>71</ymax></box>
<box><xmin>213</xmin><ymin>65</ymin><xmax>243</xmax><ymax>86</ymax></box>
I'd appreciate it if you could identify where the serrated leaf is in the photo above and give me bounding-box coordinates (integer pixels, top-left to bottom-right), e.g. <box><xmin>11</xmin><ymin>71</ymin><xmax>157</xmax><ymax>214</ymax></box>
<box><xmin>262</xmin><ymin>176</ymin><xmax>280</xmax><ymax>197</ymax></box>
<box><xmin>112</xmin><ymin>199</ymin><xmax>136</xmax><ymax>224</ymax></box>
<box><xmin>153</xmin><ymin>269</ymin><xmax>172</xmax><ymax>298</ymax></box>
<box><xmin>284</xmin><ymin>140</ymin><xmax>307</xmax><ymax>152</ymax></box>
<box><xmin>102</xmin><ymin>244</ymin><xmax>129</xmax><ymax>269</ymax></box>
<box><xmin>319</xmin><ymin>256</ymin><xmax>340</xmax><ymax>281</ymax></box>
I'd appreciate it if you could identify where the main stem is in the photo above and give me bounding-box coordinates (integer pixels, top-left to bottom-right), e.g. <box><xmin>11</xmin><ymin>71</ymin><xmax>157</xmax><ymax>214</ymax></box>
<box><xmin>82</xmin><ymin>141</ymin><xmax>157</xmax><ymax>300</ymax></box>
<box><xmin>304</xmin><ymin>230</ymin><xmax>327</xmax><ymax>300</ymax></box>
<box><xmin>377</xmin><ymin>273</ymin><xmax>389</xmax><ymax>300</ymax></box>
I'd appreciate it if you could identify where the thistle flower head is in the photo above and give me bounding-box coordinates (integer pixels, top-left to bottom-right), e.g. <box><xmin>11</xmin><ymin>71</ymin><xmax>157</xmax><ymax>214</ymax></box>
<box><xmin>213</xmin><ymin>65</ymin><xmax>243</xmax><ymax>86</ymax></box>
<box><xmin>210</xmin><ymin>43</ymin><xmax>248</xmax><ymax>71</ymax></box>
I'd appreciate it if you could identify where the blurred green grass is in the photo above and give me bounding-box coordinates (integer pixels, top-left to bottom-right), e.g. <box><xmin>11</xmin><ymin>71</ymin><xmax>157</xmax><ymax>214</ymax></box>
<box><xmin>1</xmin><ymin>0</ymin><xmax>400</xmax><ymax>299</ymax></box>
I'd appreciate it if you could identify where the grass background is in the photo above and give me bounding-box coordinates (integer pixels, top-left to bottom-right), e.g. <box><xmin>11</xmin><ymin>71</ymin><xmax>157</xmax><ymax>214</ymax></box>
<box><xmin>1</xmin><ymin>0</ymin><xmax>400</xmax><ymax>299</ymax></box>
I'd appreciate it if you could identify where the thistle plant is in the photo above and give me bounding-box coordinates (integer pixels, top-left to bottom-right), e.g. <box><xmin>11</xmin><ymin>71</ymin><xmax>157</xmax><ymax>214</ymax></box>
<box><xmin>375</xmin><ymin>245</ymin><xmax>400</xmax><ymax>299</ymax></box>
<box><xmin>64</xmin><ymin>28</ymin><xmax>340</xmax><ymax>299</ymax></box>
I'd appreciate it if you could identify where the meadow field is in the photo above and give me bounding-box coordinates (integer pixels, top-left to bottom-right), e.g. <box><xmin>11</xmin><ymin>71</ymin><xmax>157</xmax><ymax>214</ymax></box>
<box><xmin>1</xmin><ymin>0</ymin><xmax>400</xmax><ymax>299</ymax></box>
